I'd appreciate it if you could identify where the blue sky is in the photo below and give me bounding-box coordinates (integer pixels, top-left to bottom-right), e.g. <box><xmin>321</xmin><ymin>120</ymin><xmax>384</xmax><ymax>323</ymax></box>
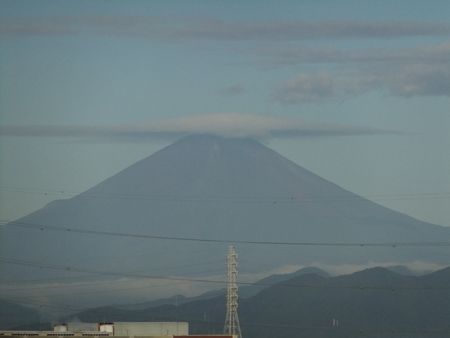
<box><xmin>0</xmin><ymin>0</ymin><xmax>449</xmax><ymax>225</ymax></box>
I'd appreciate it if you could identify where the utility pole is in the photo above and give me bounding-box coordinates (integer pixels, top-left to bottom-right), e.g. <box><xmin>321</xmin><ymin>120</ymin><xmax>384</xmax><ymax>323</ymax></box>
<box><xmin>224</xmin><ymin>245</ymin><xmax>242</xmax><ymax>338</ymax></box>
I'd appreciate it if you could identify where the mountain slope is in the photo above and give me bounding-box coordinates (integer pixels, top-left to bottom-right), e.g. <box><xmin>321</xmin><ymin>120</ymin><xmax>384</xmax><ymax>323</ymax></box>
<box><xmin>0</xmin><ymin>299</ymin><xmax>41</xmax><ymax>329</ymax></box>
<box><xmin>2</xmin><ymin>135</ymin><xmax>450</xmax><ymax>284</ymax></box>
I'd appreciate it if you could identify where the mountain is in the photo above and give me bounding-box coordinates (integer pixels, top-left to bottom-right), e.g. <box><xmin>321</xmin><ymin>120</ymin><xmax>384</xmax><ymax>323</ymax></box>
<box><xmin>2</xmin><ymin>135</ymin><xmax>450</xmax><ymax>288</ymax></box>
<box><xmin>239</xmin><ymin>266</ymin><xmax>329</xmax><ymax>298</ymax></box>
<box><xmin>74</xmin><ymin>267</ymin><xmax>450</xmax><ymax>338</ymax></box>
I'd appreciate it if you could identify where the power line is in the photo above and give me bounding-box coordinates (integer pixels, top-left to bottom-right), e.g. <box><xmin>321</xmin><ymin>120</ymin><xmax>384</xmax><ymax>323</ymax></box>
<box><xmin>2</xmin><ymin>279</ymin><xmax>194</xmax><ymax>296</ymax></box>
<box><xmin>2</xmin><ymin>269</ymin><xmax>225</xmax><ymax>293</ymax></box>
<box><xmin>2</xmin><ymin>220</ymin><xmax>450</xmax><ymax>248</ymax></box>
<box><xmin>1</xmin><ymin>257</ymin><xmax>449</xmax><ymax>291</ymax></box>
<box><xmin>0</xmin><ymin>258</ymin><xmax>227</xmax><ymax>286</ymax></box>
<box><xmin>1</xmin><ymin>186</ymin><xmax>450</xmax><ymax>203</ymax></box>
<box><xmin>6</xmin><ymin>298</ymin><xmax>84</xmax><ymax>313</ymax></box>
<box><xmin>0</xmin><ymin>257</ymin><xmax>228</xmax><ymax>287</ymax></box>
<box><xmin>0</xmin><ymin>274</ymin><xmax>105</xmax><ymax>284</ymax></box>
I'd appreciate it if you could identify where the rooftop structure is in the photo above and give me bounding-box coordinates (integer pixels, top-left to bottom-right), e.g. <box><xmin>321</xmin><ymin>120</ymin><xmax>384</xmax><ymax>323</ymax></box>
<box><xmin>1</xmin><ymin>322</ymin><xmax>188</xmax><ymax>337</ymax></box>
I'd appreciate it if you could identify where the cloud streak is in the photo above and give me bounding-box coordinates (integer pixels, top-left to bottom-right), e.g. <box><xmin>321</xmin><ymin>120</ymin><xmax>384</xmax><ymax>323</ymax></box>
<box><xmin>1</xmin><ymin>16</ymin><xmax>450</xmax><ymax>40</ymax></box>
<box><xmin>260</xmin><ymin>42</ymin><xmax>450</xmax><ymax>102</ymax></box>
<box><xmin>260</xmin><ymin>42</ymin><xmax>450</xmax><ymax>65</ymax></box>
<box><xmin>2</xmin><ymin>16</ymin><xmax>449</xmax><ymax>101</ymax></box>
<box><xmin>218</xmin><ymin>84</ymin><xmax>246</xmax><ymax>97</ymax></box>
<box><xmin>273</xmin><ymin>62</ymin><xmax>450</xmax><ymax>103</ymax></box>
<box><xmin>0</xmin><ymin>114</ymin><xmax>392</xmax><ymax>142</ymax></box>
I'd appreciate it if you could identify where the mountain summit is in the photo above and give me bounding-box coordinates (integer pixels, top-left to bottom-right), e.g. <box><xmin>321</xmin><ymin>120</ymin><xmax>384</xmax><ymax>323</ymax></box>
<box><xmin>3</xmin><ymin>135</ymin><xmax>450</xmax><ymax>282</ymax></box>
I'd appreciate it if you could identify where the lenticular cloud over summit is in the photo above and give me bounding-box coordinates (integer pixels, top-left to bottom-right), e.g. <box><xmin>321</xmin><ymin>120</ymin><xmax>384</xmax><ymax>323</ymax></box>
<box><xmin>0</xmin><ymin>113</ymin><xmax>388</xmax><ymax>141</ymax></box>
<box><xmin>151</xmin><ymin>113</ymin><xmax>385</xmax><ymax>138</ymax></box>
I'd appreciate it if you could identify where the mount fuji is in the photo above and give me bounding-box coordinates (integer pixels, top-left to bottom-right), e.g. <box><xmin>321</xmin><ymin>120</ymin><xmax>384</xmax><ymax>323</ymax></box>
<box><xmin>2</xmin><ymin>135</ymin><xmax>449</xmax><ymax>284</ymax></box>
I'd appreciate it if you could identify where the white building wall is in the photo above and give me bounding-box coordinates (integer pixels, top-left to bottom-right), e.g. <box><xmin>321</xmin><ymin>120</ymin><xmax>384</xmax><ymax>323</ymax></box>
<box><xmin>112</xmin><ymin>322</ymin><xmax>188</xmax><ymax>336</ymax></box>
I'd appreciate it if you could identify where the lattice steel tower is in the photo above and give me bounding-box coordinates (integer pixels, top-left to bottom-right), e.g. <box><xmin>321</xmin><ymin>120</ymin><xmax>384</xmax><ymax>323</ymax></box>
<box><xmin>224</xmin><ymin>245</ymin><xmax>242</xmax><ymax>338</ymax></box>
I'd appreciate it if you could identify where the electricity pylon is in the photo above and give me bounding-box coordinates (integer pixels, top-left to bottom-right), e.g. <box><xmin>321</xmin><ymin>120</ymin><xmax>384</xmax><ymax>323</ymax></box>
<box><xmin>224</xmin><ymin>245</ymin><xmax>242</xmax><ymax>338</ymax></box>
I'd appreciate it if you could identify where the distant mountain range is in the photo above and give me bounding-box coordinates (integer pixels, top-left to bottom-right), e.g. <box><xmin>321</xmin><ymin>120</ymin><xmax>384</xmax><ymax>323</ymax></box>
<box><xmin>73</xmin><ymin>266</ymin><xmax>450</xmax><ymax>338</ymax></box>
<box><xmin>115</xmin><ymin>265</ymin><xmax>430</xmax><ymax>311</ymax></box>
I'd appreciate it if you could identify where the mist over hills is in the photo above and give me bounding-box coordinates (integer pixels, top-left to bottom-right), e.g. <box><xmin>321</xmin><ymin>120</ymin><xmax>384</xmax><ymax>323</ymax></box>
<box><xmin>116</xmin><ymin>267</ymin><xmax>329</xmax><ymax>311</ymax></box>
<box><xmin>2</xmin><ymin>134</ymin><xmax>450</xmax><ymax>301</ymax></box>
<box><xmin>72</xmin><ymin>267</ymin><xmax>450</xmax><ymax>338</ymax></box>
<box><xmin>6</xmin><ymin>266</ymin><xmax>450</xmax><ymax>338</ymax></box>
